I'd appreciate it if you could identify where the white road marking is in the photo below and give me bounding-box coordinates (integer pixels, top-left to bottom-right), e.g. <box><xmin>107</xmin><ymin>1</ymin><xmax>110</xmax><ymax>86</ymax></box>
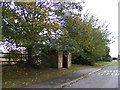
<box><xmin>113</xmin><ymin>70</ymin><xmax>116</xmax><ymax>72</ymax></box>
<box><xmin>115</xmin><ymin>73</ymin><xmax>118</xmax><ymax>76</ymax></box>
<box><xmin>106</xmin><ymin>73</ymin><xmax>109</xmax><ymax>76</ymax></box>
<box><xmin>110</xmin><ymin>70</ymin><xmax>112</xmax><ymax>72</ymax></box>
<box><xmin>104</xmin><ymin>71</ymin><xmax>106</xmax><ymax>72</ymax></box>
<box><xmin>111</xmin><ymin>73</ymin><xmax>113</xmax><ymax>75</ymax></box>
<box><xmin>98</xmin><ymin>70</ymin><xmax>120</xmax><ymax>76</ymax></box>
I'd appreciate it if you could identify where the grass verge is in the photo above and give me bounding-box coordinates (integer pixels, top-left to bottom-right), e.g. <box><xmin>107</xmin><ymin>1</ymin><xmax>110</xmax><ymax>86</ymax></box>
<box><xmin>94</xmin><ymin>61</ymin><xmax>111</xmax><ymax>67</ymax></box>
<box><xmin>2</xmin><ymin>61</ymin><xmax>111</xmax><ymax>88</ymax></box>
<box><xmin>102</xmin><ymin>61</ymin><xmax>120</xmax><ymax>69</ymax></box>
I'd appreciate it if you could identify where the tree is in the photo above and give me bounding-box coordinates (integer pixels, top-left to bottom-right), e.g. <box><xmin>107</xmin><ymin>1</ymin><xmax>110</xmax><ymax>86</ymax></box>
<box><xmin>2</xmin><ymin>1</ymin><xmax>112</xmax><ymax>67</ymax></box>
<box><xmin>44</xmin><ymin>1</ymin><xmax>83</xmax><ymax>52</ymax></box>
<box><xmin>2</xmin><ymin>2</ymin><xmax>60</xmax><ymax>67</ymax></box>
<box><xmin>63</xmin><ymin>14</ymin><xmax>111</xmax><ymax>65</ymax></box>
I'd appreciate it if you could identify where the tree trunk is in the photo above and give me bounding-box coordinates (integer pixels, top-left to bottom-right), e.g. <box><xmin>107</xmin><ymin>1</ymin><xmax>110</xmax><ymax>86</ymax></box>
<box><xmin>26</xmin><ymin>45</ymin><xmax>33</xmax><ymax>67</ymax></box>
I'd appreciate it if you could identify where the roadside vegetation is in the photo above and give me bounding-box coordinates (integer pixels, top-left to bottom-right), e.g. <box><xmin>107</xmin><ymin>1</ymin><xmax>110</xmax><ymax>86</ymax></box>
<box><xmin>94</xmin><ymin>61</ymin><xmax>111</xmax><ymax>67</ymax></box>
<box><xmin>3</xmin><ymin>61</ymin><xmax>111</xmax><ymax>88</ymax></box>
<box><xmin>102</xmin><ymin>61</ymin><xmax>120</xmax><ymax>69</ymax></box>
<box><xmin>2</xmin><ymin>1</ymin><xmax>112</xmax><ymax>67</ymax></box>
<box><xmin>2</xmin><ymin>1</ymin><xmax>113</xmax><ymax>88</ymax></box>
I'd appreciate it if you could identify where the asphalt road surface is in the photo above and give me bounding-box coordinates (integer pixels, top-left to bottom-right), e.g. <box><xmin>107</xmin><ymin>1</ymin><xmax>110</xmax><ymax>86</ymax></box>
<box><xmin>63</xmin><ymin>65</ymin><xmax>119</xmax><ymax>88</ymax></box>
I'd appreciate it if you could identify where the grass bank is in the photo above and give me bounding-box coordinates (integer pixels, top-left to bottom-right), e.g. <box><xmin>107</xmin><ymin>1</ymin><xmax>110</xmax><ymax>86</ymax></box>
<box><xmin>94</xmin><ymin>61</ymin><xmax>111</xmax><ymax>67</ymax></box>
<box><xmin>2</xmin><ymin>61</ymin><xmax>111</xmax><ymax>88</ymax></box>
<box><xmin>102</xmin><ymin>61</ymin><xmax>120</xmax><ymax>69</ymax></box>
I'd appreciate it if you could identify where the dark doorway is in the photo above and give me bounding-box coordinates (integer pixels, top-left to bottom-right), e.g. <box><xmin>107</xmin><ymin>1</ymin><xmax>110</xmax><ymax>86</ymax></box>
<box><xmin>63</xmin><ymin>54</ymin><xmax>68</xmax><ymax>68</ymax></box>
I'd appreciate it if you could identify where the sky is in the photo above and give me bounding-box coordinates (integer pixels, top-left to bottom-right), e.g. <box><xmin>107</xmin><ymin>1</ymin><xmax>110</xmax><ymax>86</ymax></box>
<box><xmin>78</xmin><ymin>0</ymin><xmax>119</xmax><ymax>57</ymax></box>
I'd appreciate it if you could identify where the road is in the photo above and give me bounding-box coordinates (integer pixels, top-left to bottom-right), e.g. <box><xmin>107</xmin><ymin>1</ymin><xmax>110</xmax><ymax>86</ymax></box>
<box><xmin>63</xmin><ymin>64</ymin><xmax>119</xmax><ymax>88</ymax></box>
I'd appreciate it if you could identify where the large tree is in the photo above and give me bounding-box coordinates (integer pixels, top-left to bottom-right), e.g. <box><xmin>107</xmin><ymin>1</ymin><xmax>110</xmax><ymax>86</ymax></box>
<box><xmin>2</xmin><ymin>2</ymin><xmax>60</xmax><ymax>67</ymax></box>
<box><xmin>63</xmin><ymin>14</ymin><xmax>111</xmax><ymax>65</ymax></box>
<box><xmin>2</xmin><ymin>1</ymin><xmax>83</xmax><ymax>67</ymax></box>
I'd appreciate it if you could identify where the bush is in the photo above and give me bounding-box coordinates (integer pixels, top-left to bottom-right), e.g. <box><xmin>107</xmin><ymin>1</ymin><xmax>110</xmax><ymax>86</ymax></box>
<box><xmin>9</xmin><ymin>50</ymin><xmax>22</xmax><ymax>61</ymax></box>
<box><xmin>72</xmin><ymin>53</ymin><xmax>96</xmax><ymax>66</ymax></box>
<box><xmin>97</xmin><ymin>55</ymin><xmax>112</xmax><ymax>62</ymax></box>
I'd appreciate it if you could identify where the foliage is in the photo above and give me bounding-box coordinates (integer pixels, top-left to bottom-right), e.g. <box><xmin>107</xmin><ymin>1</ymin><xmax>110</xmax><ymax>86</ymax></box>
<box><xmin>2</xmin><ymin>1</ymin><xmax>84</xmax><ymax>67</ymax></box>
<box><xmin>2</xmin><ymin>2</ymin><xmax>60</xmax><ymax>67</ymax></box>
<box><xmin>64</xmin><ymin>14</ymin><xmax>111</xmax><ymax>65</ymax></box>
<box><xmin>2</xmin><ymin>2</ymin><xmax>60</xmax><ymax>46</ymax></box>
<box><xmin>2</xmin><ymin>1</ymin><xmax>112</xmax><ymax>67</ymax></box>
<box><xmin>9</xmin><ymin>50</ymin><xmax>22</xmax><ymax>61</ymax></box>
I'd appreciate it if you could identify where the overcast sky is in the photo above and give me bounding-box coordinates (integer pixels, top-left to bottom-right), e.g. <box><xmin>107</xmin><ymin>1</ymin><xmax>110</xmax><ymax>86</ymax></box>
<box><xmin>79</xmin><ymin>0</ymin><xmax>119</xmax><ymax>57</ymax></box>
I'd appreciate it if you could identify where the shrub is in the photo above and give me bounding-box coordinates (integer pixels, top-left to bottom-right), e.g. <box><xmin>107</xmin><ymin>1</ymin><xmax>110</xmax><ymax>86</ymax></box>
<box><xmin>72</xmin><ymin>53</ymin><xmax>96</xmax><ymax>66</ymax></box>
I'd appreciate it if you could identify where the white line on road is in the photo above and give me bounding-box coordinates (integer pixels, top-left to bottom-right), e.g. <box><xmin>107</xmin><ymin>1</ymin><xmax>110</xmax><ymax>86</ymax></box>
<box><xmin>111</xmin><ymin>73</ymin><xmax>113</xmax><ymax>75</ymax></box>
<box><xmin>106</xmin><ymin>73</ymin><xmax>109</xmax><ymax>76</ymax></box>
<box><xmin>104</xmin><ymin>71</ymin><xmax>107</xmax><ymax>72</ymax></box>
<box><xmin>110</xmin><ymin>70</ymin><xmax>112</xmax><ymax>72</ymax></box>
<box><xmin>115</xmin><ymin>73</ymin><xmax>118</xmax><ymax>76</ymax></box>
<box><xmin>113</xmin><ymin>70</ymin><xmax>116</xmax><ymax>72</ymax></box>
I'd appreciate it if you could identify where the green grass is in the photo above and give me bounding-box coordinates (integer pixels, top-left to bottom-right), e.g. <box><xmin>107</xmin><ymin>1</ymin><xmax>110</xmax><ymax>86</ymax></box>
<box><xmin>2</xmin><ymin>61</ymin><xmax>111</xmax><ymax>88</ymax></box>
<box><xmin>102</xmin><ymin>61</ymin><xmax>120</xmax><ymax>69</ymax></box>
<box><xmin>94</xmin><ymin>61</ymin><xmax>111</xmax><ymax>67</ymax></box>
